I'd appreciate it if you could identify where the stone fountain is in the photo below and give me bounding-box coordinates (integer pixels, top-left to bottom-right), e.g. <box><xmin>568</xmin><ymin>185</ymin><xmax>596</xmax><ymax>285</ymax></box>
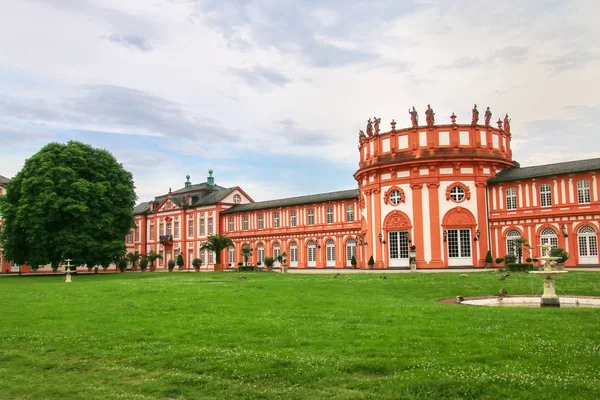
<box><xmin>529</xmin><ymin>244</ymin><xmax>568</xmax><ymax>307</ymax></box>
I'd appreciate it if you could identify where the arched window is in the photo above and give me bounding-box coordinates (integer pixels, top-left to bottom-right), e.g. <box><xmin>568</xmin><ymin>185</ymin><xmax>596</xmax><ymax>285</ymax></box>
<box><xmin>326</xmin><ymin>239</ymin><xmax>335</xmax><ymax>266</ymax></box>
<box><xmin>257</xmin><ymin>244</ymin><xmax>264</xmax><ymax>265</ymax></box>
<box><xmin>506</xmin><ymin>230</ymin><xmax>521</xmax><ymax>257</ymax></box>
<box><xmin>346</xmin><ymin>239</ymin><xmax>356</xmax><ymax>267</ymax></box>
<box><xmin>578</xmin><ymin>225</ymin><xmax>598</xmax><ymax>262</ymax></box>
<box><xmin>290</xmin><ymin>241</ymin><xmax>298</xmax><ymax>267</ymax></box>
<box><xmin>307</xmin><ymin>240</ymin><xmax>316</xmax><ymax>267</ymax></box>
<box><xmin>577</xmin><ymin>180</ymin><xmax>591</xmax><ymax>204</ymax></box>
<box><xmin>540</xmin><ymin>227</ymin><xmax>558</xmax><ymax>250</ymax></box>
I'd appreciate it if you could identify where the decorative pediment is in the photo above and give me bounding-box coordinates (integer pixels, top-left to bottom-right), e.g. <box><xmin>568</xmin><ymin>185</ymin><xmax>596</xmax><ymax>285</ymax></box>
<box><xmin>383</xmin><ymin>210</ymin><xmax>412</xmax><ymax>230</ymax></box>
<box><xmin>442</xmin><ymin>207</ymin><xmax>475</xmax><ymax>227</ymax></box>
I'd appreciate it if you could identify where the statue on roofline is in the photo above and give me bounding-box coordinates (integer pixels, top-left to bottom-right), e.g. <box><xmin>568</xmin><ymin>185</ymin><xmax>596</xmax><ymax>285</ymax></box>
<box><xmin>425</xmin><ymin>104</ymin><xmax>435</xmax><ymax>127</ymax></box>
<box><xmin>484</xmin><ymin>107</ymin><xmax>492</xmax><ymax>126</ymax></box>
<box><xmin>373</xmin><ymin>117</ymin><xmax>381</xmax><ymax>135</ymax></box>
<box><xmin>408</xmin><ymin>106</ymin><xmax>418</xmax><ymax>128</ymax></box>
<box><xmin>504</xmin><ymin>113</ymin><xmax>511</xmax><ymax>135</ymax></box>
<box><xmin>366</xmin><ymin>118</ymin><xmax>373</xmax><ymax>137</ymax></box>
<box><xmin>471</xmin><ymin>104</ymin><xmax>479</xmax><ymax>125</ymax></box>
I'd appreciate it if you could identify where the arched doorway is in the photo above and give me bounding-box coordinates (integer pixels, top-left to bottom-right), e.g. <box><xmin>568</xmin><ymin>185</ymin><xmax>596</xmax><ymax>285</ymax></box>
<box><xmin>273</xmin><ymin>243</ymin><xmax>281</xmax><ymax>267</ymax></box>
<box><xmin>442</xmin><ymin>207</ymin><xmax>476</xmax><ymax>267</ymax></box>
<box><xmin>326</xmin><ymin>239</ymin><xmax>335</xmax><ymax>267</ymax></box>
<box><xmin>578</xmin><ymin>225</ymin><xmax>598</xmax><ymax>265</ymax></box>
<box><xmin>289</xmin><ymin>241</ymin><xmax>298</xmax><ymax>267</ymax></box>
<box><xmin>307</xmin><ymin>241</ymin><xmax>316</xmax><ymax>267</ymax></box>
<box><xmin>383</xmin><ymin>210</ymin><xmax>412</xmax><ymax>268</ymax></box>
<box><xmin>505</xmin><ymin>229</ymin><xmax>521</xmax><ymax>258</ymax></box>
<box><xmin>540</xmin><ymin>227</ymin><xmax>558</xmax><ymax>251</ymax></box>
<box><xmin>346</xmin><ymin>238</ymin><xmax>356</xmax><ymax>267</ymax></box>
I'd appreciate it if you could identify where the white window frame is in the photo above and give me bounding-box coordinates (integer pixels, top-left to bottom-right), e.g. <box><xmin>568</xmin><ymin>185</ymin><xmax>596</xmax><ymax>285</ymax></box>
<box><xmin>326</xmin><ymin>239</ymin><xmax>335</xmax><ymax>267</ymax></box>
<box><xmin>450</xmin><ymin>186</ymin><xmax>465</xmax><ymax>202</ymax></box>
<box><xmin>326</xmin><ymin>207</ymin><xmax>333</xmax><ymax>224</ymax></box>
<box><xmin>390</xmin><ymin>190</ymin><xmax>402</xmax><ymax>205</ymax></box>
<box><xmin>307</xmin><ymin>241</ymin><xmax>316</xmax><ymax>267</ymax></box>
<box><xmin>290</xmin><ymin>211</ymin><xmax>297</xmax><ymax>227</ymax></box>
<box><xmin>506</xmin><ymin>188</ymin><xmax>517</xmax><ymax>210</ymax></box>
<box><xmin>577</xmin><ymin>180</ymin><xmax>591</xmax><ymax>204</ymax></box>
<box><xmin>273</xmin><ymin>212</ymin><xmax>279</xmax><ymax>228</ymax></box>
<box><xmin>188</xmin><ymin>219</ymin><xmax>194</xmax><ymax>237</ymax></box>
<box><xmin>258</xmin><ymin>214</ymin><xmax>264</xmax><ymax>230</ymax></box>
<box><xmin>308</xmin><ymin>209</ymin><xmax>315</xmax><ymax>226</ymax></box>
<box><xmin>243</xmin><ymin>216</ymin><xmax>249</xmax><ymax>231</ymax></box>
<box><xmin>540</xmin><ymin>184</ymin><xmax>552</xmax><ymax>207</ymax></box>
<box><xmin>229</xmin><ymin>217</ymin><xmax>234</xmax><ymax>232</ymax></box>
<box><xmin>346</xmin><ymin>205</ymin><xmax>354</xmax><ymax>222</ymax></box>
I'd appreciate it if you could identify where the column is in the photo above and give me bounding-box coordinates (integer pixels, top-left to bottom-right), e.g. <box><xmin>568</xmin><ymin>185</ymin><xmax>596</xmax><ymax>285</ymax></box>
<box><xmin>427</xmin><ymin>183</ymin><xmax>443</xmax><ymax>267</ymax></box>
<box><xmin>411</xmin><ymin>183</ymin><xmax>425</xmax><ymax>266</ymax></box>
<box><xmin>475</xmin><ymin>182</ymin><xmax>489</xmax><ymax>267</ymax></box>
<box><xmin>373</xmin><ymin>188</ymin><xmax>384</xmax><ymax>268</ymax></box>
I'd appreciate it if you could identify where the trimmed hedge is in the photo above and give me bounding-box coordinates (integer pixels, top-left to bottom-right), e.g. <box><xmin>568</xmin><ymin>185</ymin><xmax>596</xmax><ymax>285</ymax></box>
<box><xmin>239</xmin><ymin>265</ymin><xmax>255</xmax><ymax>272</ymax></box>
<box><xmin>506</xmin><ymin>263</ymin><xmax>534</xmax><ymax>272</ymax></box>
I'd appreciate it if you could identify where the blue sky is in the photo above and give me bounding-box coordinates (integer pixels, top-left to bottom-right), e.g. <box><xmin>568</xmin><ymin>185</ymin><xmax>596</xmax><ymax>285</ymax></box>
<box><xmin>1</xmin><ymin>0</ymin><xmax>599</xmax><ymax>202</ymax></box>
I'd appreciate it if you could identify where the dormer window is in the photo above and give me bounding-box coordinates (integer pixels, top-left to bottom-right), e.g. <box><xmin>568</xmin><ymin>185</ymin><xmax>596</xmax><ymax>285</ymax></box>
<box><xmin>167</xmin><ymin>202</ymin><xmax>171</xmax><ymax>210</ymax></box>
<box><xmin>187</xmin><ymin>195</ymin><xmax>192</xmax><ymax>206</ymax></box>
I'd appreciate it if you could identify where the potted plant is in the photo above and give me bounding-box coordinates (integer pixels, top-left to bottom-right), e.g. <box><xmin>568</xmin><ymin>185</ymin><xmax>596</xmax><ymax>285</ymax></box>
<box><xmin>127</xmin><ymin>252</ymin><xmax>141</xmax><ymax>271</ymax></box>
<box><xmin>167</xmin><ymin>259</ymin><xmax>176</xmax><ymax>271</ymax></box>
<box><xmin>409</xmin><ymin>245</ymin><xmax>417</xmax><ymax>271</ymax></box>
<box><xmin>280</xmin><ymin>252</ymin><xmax>288</xmax><ymax>274</ymax></box>
<box><xmin>145</xmin><ymin>252</ymin><xmax>162</xmax><ymax>272</ymax></box>
<box><xmin>176</xmin><ymin>253</ymin><xmax>184</xmax><ymax>271</ymax></box>
<box><xmin>351</xmin><ymin>255</ymin><xmax>357</xmax><ymax>269</ymax></box>
<box><xmin>264</xmin><ymin>256</ymin><xmax>275</xmax><ymax>271</ymax></box>
<box><xmin>485</xmin><ymin>250</ymin><xmax>493</xmax><ymax>268</ymax></box>
<box><xmin>368</xmin><ymin>256</ymin><xmax>375</xmax><ymax>270</ymax></box>
<box><xmin>257</xmin><ymin>260</ymin><xmax>262</xmax><ymax>270</ymax></box>
<box><xmin>237</xmin><ymin>261</ymin><xmax>243</xmax><ymax>270</ymax></box>
<box><xmin>139</xmin><ymin>258</ymin><xmax>149</xmax><ymax>272</ymax></box>
<box><xmin>495</xmin><ymin>257</ymin><xmax>504</xmax><ymax>266</ymax></box>
<box><xmin>200</xmin><ymin>234</ymin><xmax>234</xmax><ymax>272</ymax></box>
<box><xmin>192</xmin><ymin>258</ymin><xmax>203</xmax><ymax>272</ymax></box>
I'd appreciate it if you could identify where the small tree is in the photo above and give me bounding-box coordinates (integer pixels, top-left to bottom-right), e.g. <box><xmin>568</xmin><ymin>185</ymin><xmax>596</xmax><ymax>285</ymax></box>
<box><xmin>139</xmin><ymin>258</ymin><xmax>149</xmax><ymax>272</ymax></box>
<box><xmin>368</xmin><ymin>256</ymin><xmax>375</xmax><ymax>269</ymax></box>
<box><xmin>145</xmin><ymin>252</ymin><xmax>162</xmax><ymax>271</ymax></box>
<box><xmin>176</xmin><ymin>253</ymin><xmax>184</xmax><ymax>270</ymax></box>
<box><xmin>117</xmin><ymin>258</ymin><xmax>128</xmax><ymax>272</ymax></box>
<box><xmin>264</xmin><ymin>256</ymin><xmax>275</xmax><ymax>271</ymax></box>
<box><xmin>241</xmin><ymin>245</ymin><xmax>252</xmax><ymax>266</ymax></box>
<box><xmin>550</xmin><ymin>248</ymin><xmax>570</xmax><ymax>263</ymax></box>
<box><xmin>167</xmin><ymin>259</ymin><xmax>176</xmax><ymax>271</ymax></box>
<box><xmin>510</xmin><ymin>238</ymin><xmax>531</xmax><ymax>263</ymax></box>
<box><xmin>200</xmin><ymin>234</ymin><xmax>233</xmax><ymax>270</ymax></box>
<box><xmin>351</xmin><ymin>255</ymin><xmax>357</xmax><ymax>269</ymax></box>
<box><xmin>485</xmin><ymin>251</ymin><xmax>493</xmax><ymax>265</ymax></box>
<box><xmin>192</xmin><ymin>258</ymin><xmax>203</xmax><ymax>272</ymax></box>
<box><xmin>126</xmin><ymin>252</ymin><xmax>141</xmax><ymax>271</ymax></box>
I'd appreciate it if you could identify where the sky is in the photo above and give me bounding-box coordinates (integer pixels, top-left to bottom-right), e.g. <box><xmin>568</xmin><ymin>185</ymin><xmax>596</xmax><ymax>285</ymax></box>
<box><xmin>1</xmin><ymin>0</ymin><xmax>599</xmax><ymax>203</ymax></box>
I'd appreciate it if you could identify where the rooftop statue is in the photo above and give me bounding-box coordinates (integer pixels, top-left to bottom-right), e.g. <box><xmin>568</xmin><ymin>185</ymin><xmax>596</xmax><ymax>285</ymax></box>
<box><xmin>471</xmin><ymin>104</ymin><xmax>479</xmax><ymax>125</ymax></box>
<box><xmin>504</xmin><ymin>113</ymin><xmax>511</xmax><ymax>135</ymax></box>
<box><xmin>425</xmin><ymin>104</ymin><xmax>435</xmax><ymax>127</ymax></box>
<box><xmin>497</xmin><ymin>118</ymin><xmax>503</xmax><ymax>129</ymax></box>
<box><xmin>484</xmin><ymin>107</ymin><xmax>492</xmax><ymax>126</ymax></box>
<box><xmin>366</xmin><ymin>118</ymin><xmax>373</xmax><ymax>137</ymax></box>
<box><xmin>373</xmin><ymin>117</ymin><xmax>381</xmax><ymax>135</ymax></box>
<box><xmin>408</xmin><ymin>106</ymin><xmax>419</xmax><ymax>128</ymax></box>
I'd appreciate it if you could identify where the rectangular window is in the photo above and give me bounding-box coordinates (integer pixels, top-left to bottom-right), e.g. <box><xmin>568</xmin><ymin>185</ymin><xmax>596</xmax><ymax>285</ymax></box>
<box><xmin>200</xmin><ymin>219</ymin><xmax>205</xmax><ymax>235</ymax></box>
<box><xmin>388</xmin><ymin>231</ymin><xmax>409</xmax><ymax>259</ymax></box>
<box><xmin>150</xmin><ymin>225</ymin><xmax>154</xmax><ymax>240</ymax></box>
<box><xmin>229</xmin><ymin>246</ymin><xmax>235</xmax><ymax>264</ymax></box>
<box><xmin>258</xmin><ymin>214</ymin><xmax>264</xmax><ymax>230</ymax></box>
<box><xmin>229</xmin><ymin>217</ymin><xmax>234</xmax><ymax>232</ymax></box>
<box><xmin>290</xmin><ymin>211</ymin><xmax>297</xmax><ymax>227</ymax></box>
<box><xmin>200</xmin><ymin>250</ymin><xmax>205</xmax><ymax>265</ymax></box>
<box><xmin>308</xmin><ymin>209</ymin><xmax>315</xmax><ymax>226</ymax></box>
<box><xmin>448</xmin><ymin>229</ymin><xmax>471</xmax><ymax>258</ymax></box>
<box><xmin>506</xmin><ymin>188</ymin><xmax>517</xmax><ymax>210</ymax></box>
<box><xmin>167</xmin><ymin>223</ymin><xmax>172</xmax><ymax>235</ymax></box>
<box><xmin>160</xmin><ymin>223</ymin><xmax>164</xmax><ymax>236</ymax></box>
<box><xmin>540</xmin><ymin>184</ymin><xmax>552</xmax><ymax>207</ymax></box>
<box><xmin>135</xmin><ymin>226</ymin><xmax>139</xmax><ymax>241</ymax></box>
<box><xmin>188</xmin><ymin>220</ymin><xmax>194</xmax><ymax>237</ymax></box>
<box><xmin>208</xmin><ymin>217</ymin><xmax>213</xmax><ymax>234</ymax></box>
<box><xmin>209</xmin><ymin>251</ymin><xmax>213</xmax><ymax>264</ymax></box>
<box><xmin>326</xmin><ymin>207</ymin><xmax>333</xmax><ymax>224</ymax></box>
<box><xmin>578</xmin><ymin>180</ymin><xmax>591</xmax><ymax>204</ymax></box>
<box><xmin>346</xmin><ymin>205</ymin><xmax>354</xmax><ymax>222</ymax></box>
<box><xmin>167</xmin><ymin>202</ymin><xmax>171</xmax><ymax>210</ymax></box>
<box><xmin>174</xmin><ymin>221</ymin><xmax>179</xmax><ymax>238</ymax></box>
<box><xmin>243</xmin><ymin>216</ymin><xmax>249</xmax><ymax>231</ymax></box>
<box><xmin>273</xmin><ymin>212</ymin><xmax>279</xmax><ymax>228</ymax></box>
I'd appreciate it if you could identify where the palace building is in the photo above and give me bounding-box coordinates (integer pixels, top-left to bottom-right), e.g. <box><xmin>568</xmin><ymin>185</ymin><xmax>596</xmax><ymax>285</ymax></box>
<box><xmin>2</xmin><ymin>106</ymin><xmax>600</xmax><ymax>272</ymax></box>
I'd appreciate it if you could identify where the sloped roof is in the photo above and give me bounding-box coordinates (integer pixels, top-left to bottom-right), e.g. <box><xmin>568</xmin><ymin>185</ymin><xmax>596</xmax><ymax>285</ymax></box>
<box><xmin>488</xmin><ymin>157</ymin><xmax>600</xmax><ymax>183</ymax></box>
<box><xmin>134</xmin><ymin>202</ymin><xmax>151</xmax><ymax>215</ymax></box>
<box><xmin>0</xmin><ymin>175</ymin><xmax>10</xmax><ymax>185</ymax></box>
<box><xmin>221</xmin><ymin>189</ymin><xmax>359</xmax><ymax>214</ymax></box>
<box><xmin>133</xmin><ymin>185</ymin><xmax>236</xmax><ymax>215</ymax></box>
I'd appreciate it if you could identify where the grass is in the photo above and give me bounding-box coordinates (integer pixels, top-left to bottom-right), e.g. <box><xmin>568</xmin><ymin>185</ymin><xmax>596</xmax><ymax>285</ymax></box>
<box><xmin>0</xmin><ymin>271</ymin><xmax>599</xmax><ymax>400</ymax></box>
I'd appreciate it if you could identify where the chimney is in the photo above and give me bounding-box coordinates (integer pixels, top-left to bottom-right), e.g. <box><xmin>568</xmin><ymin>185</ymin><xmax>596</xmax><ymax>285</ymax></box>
<box><xmin>207</xmin><ymin>169</ymin><xmax>215</xmax><ymax>186</ymax></box>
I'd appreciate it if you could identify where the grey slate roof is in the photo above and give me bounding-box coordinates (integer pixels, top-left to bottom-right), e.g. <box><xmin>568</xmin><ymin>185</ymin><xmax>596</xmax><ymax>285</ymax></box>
<box><xmin>0</xmin><ymin>175</ymin><xmax>10</xmax><ymax>185</ymax></box>
<box><xmin>221</xmin><ymin>189</ymin><xmax>359</xmax><ymax>214</ymax></box>
<box><xmin>134</xmin><ymin>202</ymin><xmax>151</xmax><ymax>215</ymax></box>
<box><xmin>488</xmin><ymin>157</ymin><xmax>600</xmax><ymax>183</ymax></box>
<box><xmin>134</xmin><ymin>184</ymin><xmax>236</xmax><ymax>215</ymax></box>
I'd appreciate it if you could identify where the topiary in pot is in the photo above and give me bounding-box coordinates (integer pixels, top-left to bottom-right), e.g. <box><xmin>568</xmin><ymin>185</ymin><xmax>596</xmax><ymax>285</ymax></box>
<box><xmin>118</xmin><ymin>258</ymin><xmax>128</xmax><ymax>272</ymax></box>
<box><xmin>176</xmin><ymin>253</ymin><xmax>184</xmax><ymax>270</ymax></box>
<box><xmin>168</xmin><ymin>259</ymin><xmax>176</xmax><ymax>271</ymax></box>
<box><xmin>192</xmin><ymin>258</ymin><xmax>203</xmax><ymax>272</ymax></box>
<box><xmin>264</xmin><ymin>257</ymin><xmax>275</xmax><ymax>271</ymax></box>
<box><xmin>351</xmin><ymin>255</ymin><xmax>357</xmax><ymax>269</ymax></box>
<box><xmin>139</xmin><ymin>258</ymin><xmax>149</xmax><ymax>272</ymax></box>
<box><xmin>495</xmin><ymin>257</ymin><xmax>505</xmax><ymax>265</ymax></box>
<box><xmin>485</xmin><ymin>251</ymin><xmax>493</xmax><ymax>267</ymax></box>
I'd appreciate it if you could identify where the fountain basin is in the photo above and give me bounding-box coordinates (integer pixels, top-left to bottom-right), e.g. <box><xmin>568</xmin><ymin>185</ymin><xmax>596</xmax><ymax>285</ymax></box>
<box><xmin>453</xmin><ymin>296</ymin><xmax>600</xmax><ymax>308</ymax></box>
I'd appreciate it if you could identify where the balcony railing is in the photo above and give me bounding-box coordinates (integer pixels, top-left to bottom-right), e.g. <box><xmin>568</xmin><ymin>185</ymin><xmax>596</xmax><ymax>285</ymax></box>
<box><xmin>159</xmin><ymin>235</ymin><xmax>173</xmax><ymax>244</ymax></box>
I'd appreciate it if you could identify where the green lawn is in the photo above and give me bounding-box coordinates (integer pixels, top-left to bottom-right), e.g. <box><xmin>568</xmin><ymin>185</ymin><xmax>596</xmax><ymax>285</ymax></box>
<box><xmin>0</xmin><ymin>271</ymin><xmax>599</xmax><ymax>400</ymax></box>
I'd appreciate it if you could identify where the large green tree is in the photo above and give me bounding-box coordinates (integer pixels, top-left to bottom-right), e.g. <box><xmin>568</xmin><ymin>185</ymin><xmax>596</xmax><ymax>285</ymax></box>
<box><xmin>0</xmin><ymin>141</ymin><xmax>136</xmax><ymax>269</ymax></box>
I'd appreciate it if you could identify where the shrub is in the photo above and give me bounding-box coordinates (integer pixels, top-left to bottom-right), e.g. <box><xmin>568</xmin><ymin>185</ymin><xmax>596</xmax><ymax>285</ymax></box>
<box><xmin>368</xmin><ymin>256</ymin><xmax>375</xmax><ymax>269</ymax></box>
<box><xmin>167</xmin><ymin>259</ymin><xmax>176</xmax><ymax>271</ymax></box>
<box><xmin>239</xmin><ymin>265</ymin><xmax>255</xmax><ymax>272</ymax></box>
<box><xmin>176</xmin><ymin>254</ymin><xmax>184</xmax><ymax>270</ymax></box>
<box><xmin>506</xmin><ymin>263</ymin><xmax>534</xmax><ymax>272</ymax></box>
<box><xmin>525</xmin><ymin>257</ymin><xmax>533</xmax><ymax>263</ymax></box>
<box><xmin>550</xmin><ymin>248</ymin><xmax>569</xmax><ymax>263</ymax></box>
<box><xmin>264</xmin><ymin>257</ymin><xmax>275</xmax><ymax>270</ymax></box>
<box><xmin>505</xmin><ymin>254</ymin><xmax>517</xmax><ymax>264</ymax></box>
<box><xmin>139</xmin><ymin>258</ymin><xmax>149</xmax><ymax>272</ymax></box>
<box><xmin>495</xmin><ymin>257</ymin><xmax>505</xmax><ymax>264</ymax></box>
<box><xmin>257</xmin><ymin>261</ymin><xmax>262</xmax><ymax>267</ymax></box>
<box><xmin>237</xmin><ymin>261</ymin><xmax>243</xmax><ymax>267</ymax></box>
<box><xmin>192</xmin><ymin>258</ymin><xmax>203</xmax><ymax>271</ymax></box>
<box><xmin>117</xmin><ymin>258</ymin><xmax>128</xmax><ymax>272</ymax></box>
<box><xmin>485</xmin><ymin>251</ymin><xmax>493</xmax><ymax>264</ymax></box>
<box><xmin>351</xmin><ymin>255</ymin><xmax>357</xmax><ymax>269</ymax></box>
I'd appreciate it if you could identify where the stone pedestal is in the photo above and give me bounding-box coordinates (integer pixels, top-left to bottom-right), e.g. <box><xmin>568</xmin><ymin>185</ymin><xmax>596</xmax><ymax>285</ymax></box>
<box><xmin>541</xmin><ymin>275</ymin><xmax>560</xmax><ymax>307</ymax></box>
